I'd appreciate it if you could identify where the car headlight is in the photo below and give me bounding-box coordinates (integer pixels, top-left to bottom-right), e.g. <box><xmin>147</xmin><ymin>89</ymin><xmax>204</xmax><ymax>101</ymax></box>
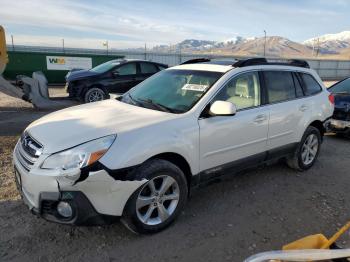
<box><xmin>41</xmin><ymin>135</ymin><xmax>116</xmax><ymax>170</ymax></box>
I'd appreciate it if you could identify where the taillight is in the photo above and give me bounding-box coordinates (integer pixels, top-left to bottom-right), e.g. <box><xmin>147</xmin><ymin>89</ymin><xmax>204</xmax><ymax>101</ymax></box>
<box><xmin>328</xmin><ymin>93</ymin><xmax>335</xmax><ymax>105</ymax></box>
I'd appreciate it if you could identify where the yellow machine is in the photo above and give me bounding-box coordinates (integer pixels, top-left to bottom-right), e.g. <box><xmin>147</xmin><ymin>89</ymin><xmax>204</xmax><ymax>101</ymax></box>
<box><xmin>244</xmin><ymin>222</ymin><xmax>350</xmax><ymax>261</ymax></box>
<box><xmin>0</xmin><ymin>25</ymin><xmax>78</xmax><ymax>109</ymax></box>
<box><xmin>283</xmin><ymin>221</ymin><xmax>350</xmax><ymax>250</ymax></box>
<box><xmin>0</xmin><ymin>25</ymin><xmax>8</xmax><ymax>75</ymax></box>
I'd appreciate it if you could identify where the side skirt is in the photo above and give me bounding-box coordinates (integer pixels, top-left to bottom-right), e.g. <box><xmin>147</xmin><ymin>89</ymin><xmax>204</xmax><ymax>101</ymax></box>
<box><xmin>192</xmin><ymin>142</ymin><xmax>299</xmax><ymax>188</ymax></box>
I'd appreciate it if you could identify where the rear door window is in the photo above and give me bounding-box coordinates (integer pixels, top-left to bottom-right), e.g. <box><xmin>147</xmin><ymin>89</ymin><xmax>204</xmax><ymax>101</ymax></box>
<box><xmin>140</xmin><ymin>62</ymin><xmax>158</xmax><ymax>74</ymax></box>
<box><xmin>300</xmin><ymin>73</ymin><xmax>322</xmax><ymax>95</ymax></box>
<box><xmin>264</xmin><ymin>71</ymin><xmax>296</xmax><ymax>103</ymax></box>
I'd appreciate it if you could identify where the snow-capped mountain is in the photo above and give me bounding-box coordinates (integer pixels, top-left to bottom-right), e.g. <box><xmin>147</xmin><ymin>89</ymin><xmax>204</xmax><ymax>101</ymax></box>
<box><xmin>303</xmin><ymin>31</ymin><xmax>350</xmax><ymax>51</ymax></box>
<box><xmin>150</xmin><ymin>30</ymin><xmax>350</xmax><ymax>59</ymax></box>
<box><xmin>226</xmin><ymin>36</ymin><xmax>312</xmax><ymax>57</ymax></box>
<box><xmin>152</xmin><ymin>36</ymin><xmax>255</xmax><ymax>52</ymax></box>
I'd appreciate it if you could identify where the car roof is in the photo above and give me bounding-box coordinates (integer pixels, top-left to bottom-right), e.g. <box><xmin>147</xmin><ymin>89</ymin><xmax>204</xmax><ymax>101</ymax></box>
<box><xmin>108</xmin><ymin>59</ymin><xmax>167</xmax><ymax>66</ymax></box>
<box><xmin>171</xmin><ymin>58</ymin><xmax>311</xmax><ymax>73</ymax></box>
<box><xmin>171</xmin><ymin>63</ymin><xmax>233</xmax><ymax>73</ymax></box>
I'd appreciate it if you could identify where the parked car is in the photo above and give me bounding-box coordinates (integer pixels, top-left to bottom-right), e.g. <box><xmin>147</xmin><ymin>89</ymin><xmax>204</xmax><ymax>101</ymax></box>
<box><xmin>65</xmin><ymin>59</ymin><xmax>168</xmax><ymax>103</ymax></box>
<box><xmin>65</xmin><ymin>68</ymin><xmax>84</xmax><ymax>79</ymax></box>
<box><xmin>327</xmin><ymin>77</ymin><xmax>350</xmax><ymax>137</ymax></box>
<box><xmin>14</xmin><ymin>58</ymin><xmax>334</xmax><ymax>234</ymax></box>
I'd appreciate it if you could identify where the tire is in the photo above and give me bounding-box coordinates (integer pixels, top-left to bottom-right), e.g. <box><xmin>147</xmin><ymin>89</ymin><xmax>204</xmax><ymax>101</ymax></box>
<box><xmin>286</xmin><ymin>126</ymin><xmax>322</xmax><ymax>171</ymax></box>
<box><xmin>121</xmin><ymin>159</ymin><xmax>188</xmax><ymax>234</ymax></box>
<box><xmin>84</xmin><ymin>87</ymin><xmax>107</xmax><ymax>103</ymax></box>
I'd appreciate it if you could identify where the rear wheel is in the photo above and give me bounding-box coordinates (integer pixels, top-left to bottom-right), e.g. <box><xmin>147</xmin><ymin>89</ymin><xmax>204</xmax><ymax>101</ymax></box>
<box><xmin>286</xmin><ymin>126</ymin><xmax>322</xmax><ymax>171</ymax></box>
<box><xmin>84</xmin><ymin>87</ymin><xmax>107</xmax><ymax>103</ymax></box>
<box><xmin>121</xmin><ymin>159</ymin><xmax>188</xmax><ymax>234</ymax></box>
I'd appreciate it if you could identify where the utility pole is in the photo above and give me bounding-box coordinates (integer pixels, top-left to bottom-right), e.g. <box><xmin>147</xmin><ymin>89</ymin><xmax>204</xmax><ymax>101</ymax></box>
<box><xmin>263</xmin><ymin>30</ymin><xmax>267</xmax><ymax>57</ymax></box>
<box><xmin>179</xmin><ymin>44</ymin><xmax>182</xmax><ymax>64</ymax></box>
<box><xmin>62</xmin><ymin>38</ymin><xmax>65</xmax><ymax>53</ymax></box>
<box><xmin>316</xmin><ymin>38</ymin><xmax>320</xmax><ymax>57</ymax></box>
<box><xmin>103</xmin><ymin>41</ymin><xmax>109</xmax><ymax>55</ymax></box>
<box><xmin>11</xmin><ymin>35</ymin><xmax>14</xmax><ymax>51</ymax></box>
<box><xmin>144</xmin><ymin>43</ymin><xmax>147</xmax><ymax>60</ymax></box>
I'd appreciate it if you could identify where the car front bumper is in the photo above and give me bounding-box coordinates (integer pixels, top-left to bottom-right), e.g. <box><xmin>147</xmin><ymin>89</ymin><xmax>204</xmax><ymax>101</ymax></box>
<box><xmin>328</xmin><ymin>118</ymin><xmax>350</xmax><ymax>132</ymax></box>
<box><xmin>13</xmin><ymin>144</ymin><xmax>147</xmax><ymax>225</ymax></box>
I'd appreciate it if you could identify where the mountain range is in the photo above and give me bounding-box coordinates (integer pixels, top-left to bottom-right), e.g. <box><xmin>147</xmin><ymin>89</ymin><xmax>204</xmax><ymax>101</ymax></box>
<box><xmin>150</xmin><ymin>31</ymin><xmax>350</xmax><ymax>59</ymax></box>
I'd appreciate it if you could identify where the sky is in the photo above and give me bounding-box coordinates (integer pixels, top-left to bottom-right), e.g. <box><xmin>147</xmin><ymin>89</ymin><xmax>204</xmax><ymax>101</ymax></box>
<box><xmin>0</xmin><ymin>0</ymin><xmax>349</xmax><ymax>49</ymax></box>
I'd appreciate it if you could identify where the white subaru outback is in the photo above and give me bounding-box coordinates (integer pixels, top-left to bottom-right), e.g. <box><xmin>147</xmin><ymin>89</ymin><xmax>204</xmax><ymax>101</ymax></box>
<box><xmin>13</xmin><ymin>58</ymin><xmax>334</xmax><ymax>234</ymax></box>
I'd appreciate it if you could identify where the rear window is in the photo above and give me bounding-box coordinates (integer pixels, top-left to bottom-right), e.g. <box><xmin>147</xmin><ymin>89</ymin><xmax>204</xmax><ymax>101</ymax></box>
<box><xmin>300</xmin><ymin>73</ymin><xmax>322</xmax><ymax>95</ymax></box>
<box><xmin>140</xmin><ymin>62</ymin><xmax>158</xmax><ymax>74</ymax></box>
<box><xmin>264</xmin><ymin>71</ymin><xmax>296</xmax><ymax>103</ymax></box>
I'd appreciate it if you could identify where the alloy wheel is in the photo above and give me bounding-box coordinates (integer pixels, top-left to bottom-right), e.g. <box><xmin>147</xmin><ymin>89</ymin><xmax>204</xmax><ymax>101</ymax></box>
<box><xmin>301</xmin><ymin>134</ymin><xmax>319</xmax><ymax>165</ymax></box>
<box><xmin>88</xmin><ymin>90</ymin><xmax>104</xmax><ymax>102</ymax></box>
<box><xmin>136</xmin><ymin>175</ymin><xmax>180</xmax><ymax>226</ymax></box>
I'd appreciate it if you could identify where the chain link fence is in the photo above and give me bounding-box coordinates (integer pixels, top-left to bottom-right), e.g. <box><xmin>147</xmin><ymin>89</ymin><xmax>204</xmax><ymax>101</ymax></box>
<box><xmin>7</xmin><ymin>45</ymin><xmax>350</xmax><ymax>80</ymax></box>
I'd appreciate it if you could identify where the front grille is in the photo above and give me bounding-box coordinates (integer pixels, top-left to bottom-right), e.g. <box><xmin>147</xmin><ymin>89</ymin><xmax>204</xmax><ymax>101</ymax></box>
<box><xmin>333</xmin><ymin>109</ymin><xmax>350</xmax><ymax>121</ymax></box>
<box><xmin>41</xmin><ymin>200</ymin><xmax>57</xmax><ymax>215</ymax></box>
<box><xmin>15</xmin><ymin>133</ymin><xmax>43</xmax><ymax>171</ymax></box>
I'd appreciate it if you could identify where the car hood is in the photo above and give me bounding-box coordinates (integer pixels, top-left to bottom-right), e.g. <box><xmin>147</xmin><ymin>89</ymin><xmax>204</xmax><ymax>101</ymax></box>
<box><xmin>66</xmin><ymin>69</ymin><xmax>100</xmax><ymax>81</ymax></box>
<box><xmin>26</xmin><ymin>100</ymin><xmax>174</xmax><ymax>154</ymax></box>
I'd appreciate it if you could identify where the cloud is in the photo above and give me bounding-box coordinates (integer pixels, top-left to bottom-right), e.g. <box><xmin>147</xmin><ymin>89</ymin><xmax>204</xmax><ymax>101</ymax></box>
<box><xmin>5</xmin><ymin>34</ymin><xmax>159</xmax><ymax>49</ymax></box>
<box><xmin>0</xmin><ymin>0</ymin><xmax>349</xmax><ymax>48</ymax></box>
<box><xmin>0</xmin><ymin>0</ymin><xmax>196</xmax><ymax>44</ymax></box>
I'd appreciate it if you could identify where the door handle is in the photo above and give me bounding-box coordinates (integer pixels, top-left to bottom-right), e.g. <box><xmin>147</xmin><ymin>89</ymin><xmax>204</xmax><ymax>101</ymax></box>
<box><xmin>254</xmin><ymin>114</ymin><xmax>267</xmax><ymax>123</ymax></box>
<box><xmin>299</xmin><ymin>105</ymin><xmax>309</xmax><ymax>112</ymax></box>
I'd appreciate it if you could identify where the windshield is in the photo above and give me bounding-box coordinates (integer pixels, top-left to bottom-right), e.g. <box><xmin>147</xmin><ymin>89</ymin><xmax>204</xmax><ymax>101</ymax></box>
<box><xmin>90</xmin><ymin>60</ymin><xmax>121</xmax><ymax>73</ymax></box>
<box><xmin>121</xmin><ymin>69</ymin><xmax>223</xmax><ymax>113</ymax></box>
<box><xmin>329</xmin><ymin>78</ymin><xmax>350</xmax><ymax>93</ymax></box>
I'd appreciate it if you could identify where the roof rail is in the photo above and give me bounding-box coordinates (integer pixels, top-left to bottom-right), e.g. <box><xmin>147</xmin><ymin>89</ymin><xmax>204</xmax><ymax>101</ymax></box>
<box><xmin>233</xmin><ymin>58</ymin><xmax>310</xmax><ymax>68</ymax></box>
<box><xmin>284</xmin><ymin>59</ymin><xmax>310</xmax><ymax>68</ymax></box>
<box><xmin>233</xmin><ymin>58</ymin><xmax>268</xmax><ymax>67</ymax></box>
<box><xmin>181</xmin><ymin>58</ymin><xmax>211</xmax><ymax>65</ymax></box>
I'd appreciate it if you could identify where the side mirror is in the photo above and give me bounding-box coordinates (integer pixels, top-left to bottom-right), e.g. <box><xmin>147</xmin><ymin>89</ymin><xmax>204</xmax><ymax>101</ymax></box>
<box><xmin>209</xmin><ymin>101</ymin><xmax>237</xmax><ymax>116</ymax></box>
<box><xmin>113</xmin><ymin>71</ymin><xmax>120</xmax><ymax>77</ymax></box>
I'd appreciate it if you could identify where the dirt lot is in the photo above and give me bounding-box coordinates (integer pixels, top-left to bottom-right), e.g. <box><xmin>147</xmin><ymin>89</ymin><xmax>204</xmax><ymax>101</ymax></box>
<box><xmin>1</xmin><ymin>87</ymin><xmax>350</xmax><ymax>261</ymax></box>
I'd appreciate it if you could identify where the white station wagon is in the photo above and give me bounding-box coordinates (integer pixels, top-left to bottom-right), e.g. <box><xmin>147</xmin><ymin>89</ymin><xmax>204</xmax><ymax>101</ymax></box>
<box><xmin>13</xmin><ymin>58</ymin><xmax>334</xmax><ymax>233</ymax></box>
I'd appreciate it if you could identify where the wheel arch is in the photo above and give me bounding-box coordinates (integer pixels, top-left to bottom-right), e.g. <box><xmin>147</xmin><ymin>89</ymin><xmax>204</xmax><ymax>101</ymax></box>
<box><xmin>148</xmin><ymin>152</ymin><xmax>193</xmax><ymax>193</ymax></box>
<box><xmin>308</xmin><ymin>120</ymin><xmax>325</xmax><ymax>138</ymax></box>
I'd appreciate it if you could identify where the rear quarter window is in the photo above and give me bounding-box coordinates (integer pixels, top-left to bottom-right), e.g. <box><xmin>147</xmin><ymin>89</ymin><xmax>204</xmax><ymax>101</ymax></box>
<box><xmin>300</xmin><ymin>73</ymin><xmax>322</xmax><ymax>95</ymax></box>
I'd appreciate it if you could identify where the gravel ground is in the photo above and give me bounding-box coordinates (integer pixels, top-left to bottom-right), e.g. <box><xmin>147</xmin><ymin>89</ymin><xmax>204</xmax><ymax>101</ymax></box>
<box><xmin>1</xmin><ymin>83</ymin><xmax>350</xmax><ymax>262</ymax></box>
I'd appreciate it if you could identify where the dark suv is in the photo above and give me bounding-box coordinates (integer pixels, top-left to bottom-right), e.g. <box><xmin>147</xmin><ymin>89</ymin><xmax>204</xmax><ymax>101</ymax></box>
<box><xmin>65</xmin><ymin>59</ymin><xmax>168</xmax><ymax>103</ymax></box>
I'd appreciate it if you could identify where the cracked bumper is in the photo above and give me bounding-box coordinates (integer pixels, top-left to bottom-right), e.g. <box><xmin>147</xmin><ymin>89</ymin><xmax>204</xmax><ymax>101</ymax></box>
<box><xmin>14</xmin><ymin>154</ymin><xmax>147</xmax><ymax>225</ymax></box>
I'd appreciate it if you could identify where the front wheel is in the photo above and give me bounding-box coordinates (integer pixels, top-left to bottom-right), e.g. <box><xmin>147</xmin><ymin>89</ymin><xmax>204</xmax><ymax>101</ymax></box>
<box><xmin>286</xmin><ymin>126</ymin><xmax>322</xmax><ymax>171</ymax></box>
<box><xmin>121</xmin><ymin>159</ymin><xmax>188</xmax><ymax>234</ymax></box>
<box><xmin>84</xmin><ymin>87</ymin><xmax>107</xmax><ymax>103</ymax></box>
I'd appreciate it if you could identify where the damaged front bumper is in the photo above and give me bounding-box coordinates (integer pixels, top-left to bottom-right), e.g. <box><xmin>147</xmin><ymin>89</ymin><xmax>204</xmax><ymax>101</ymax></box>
<box><xmin>13</xmin><ymin>149</ymin><xmax>147</xmax><ymax>225</ymax></box>
<box><xmin>327</xmin><ymin>118</ymin><xmax>350</xmax><ymax>133</ymax></box>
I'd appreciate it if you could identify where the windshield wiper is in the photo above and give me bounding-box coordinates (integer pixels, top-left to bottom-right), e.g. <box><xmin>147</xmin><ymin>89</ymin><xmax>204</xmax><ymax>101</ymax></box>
<box><xmin>124</xmin><ymin>93</ymin><xmax>142</xmax><ymax>106</ymax></box>
<box><xmin>137</xmin><ymin>98</ymin><xmax>178</xmax><ymax>113</ymax></box>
